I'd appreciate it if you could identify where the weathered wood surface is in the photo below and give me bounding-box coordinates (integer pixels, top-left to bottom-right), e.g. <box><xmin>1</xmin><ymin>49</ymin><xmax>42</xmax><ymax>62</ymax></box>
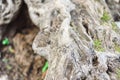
<box><xmin>0</xmin><ymin>0</ymin><xmax>120</xmax><ymax>80</ymax></box>
<box><xmin>25</xmin><ymin>0</ymin><xmax>120</xmax><ymax>80</ymax></box>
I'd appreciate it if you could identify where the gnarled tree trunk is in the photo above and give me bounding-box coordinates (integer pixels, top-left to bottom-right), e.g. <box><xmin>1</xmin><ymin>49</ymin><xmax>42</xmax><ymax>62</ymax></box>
<box><xmin>28</xmin><ymin>0</ymin><xmax>120</xmax><ymax>80</ymax></box>
<box><xmin>0</xmin><ymin>0</ymin><xmax>120</xmax><ymax>80</ymax></box>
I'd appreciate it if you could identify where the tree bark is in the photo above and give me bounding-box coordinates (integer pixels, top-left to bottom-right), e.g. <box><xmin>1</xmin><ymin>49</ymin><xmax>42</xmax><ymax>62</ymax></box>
<box><xmin>1</xmin><ymin>0</ymin><xmax>120</xmax><ymax>80</ymax></box>
<box><xmin>29</xmin><ymin>0</ymin><xmax>120</xmax><ymax>80</ymax></box>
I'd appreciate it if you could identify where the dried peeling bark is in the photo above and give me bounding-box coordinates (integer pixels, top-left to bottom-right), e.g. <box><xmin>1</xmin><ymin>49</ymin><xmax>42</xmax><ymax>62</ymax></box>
<box><xmin>24</xmin><ymin>0</ymin><xmax>120</xmax><ymax>80</ymax></box>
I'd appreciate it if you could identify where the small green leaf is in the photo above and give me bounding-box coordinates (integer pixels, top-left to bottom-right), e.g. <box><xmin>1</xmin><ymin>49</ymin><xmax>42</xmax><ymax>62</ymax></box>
<box><xmin>42</xmin><ymin>61</ymin><xmax>48</xmax><ymax>72</ymax></box>
<box><xmin>2</xmin><ymin>38</ymin><xmax>10</xmax><ymax>45</ymax></box>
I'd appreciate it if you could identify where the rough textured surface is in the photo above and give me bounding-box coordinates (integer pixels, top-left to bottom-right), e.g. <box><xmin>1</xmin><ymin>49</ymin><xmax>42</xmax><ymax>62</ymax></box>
<box><xmin>25</xmin><ymin>0</ymin><xmax>120</xmax><ymax>80</ymax></box>
<box><xmin>0</xmin><ymin>26</ymin><xmax>45</xmax><ymax>80</ymax></box>
<box><xmin>0</xmin><ymin>0</ymin><xmax>120</xmax><ymax>80</ymax></box>
<box><xmin>0</xmin><ymin>0</ymin><xmax>22</xmax><ymax>25</ymax></box>
<box><xmin>0</xmin><ymin>0</ymin><xmax>22</xmax><ymax>40</ymax></box>
<box><xmin>13</xmin><ymin>26</ymin><xmax>45</xmax><ymax>80</ymax></box>
<box><xmin>0</xmin><ymin>1</ymin><xmax>45</xmax><ymax>80</ymax></box>
<box><xmin>105</xmin><ymin>0</ymin><xmax>120</xmax><ymax>21</ymax></box>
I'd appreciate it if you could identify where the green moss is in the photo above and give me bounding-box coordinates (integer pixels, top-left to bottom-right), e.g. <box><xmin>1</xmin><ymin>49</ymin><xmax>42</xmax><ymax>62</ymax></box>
<box><xmin>114</xmin><ymin>44</ymin><xmax>120</xmax><ymax>53</ymax></box>
<box><xmin>101</xmin><ymin>11</ymin><xmax>111</xmax><ymax>22</ymax></box>
<box><xmin>116</xmin><ymin>69</ymin><xmax>120</xmax><ymax>79</ymax></box>
<box><xmin>94</xmin><ymin>40</ymin><xmax>105</xmax><ymax>51</ymax></box>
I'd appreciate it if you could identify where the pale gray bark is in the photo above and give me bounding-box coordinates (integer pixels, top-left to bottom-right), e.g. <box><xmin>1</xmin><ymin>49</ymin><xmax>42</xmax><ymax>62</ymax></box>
<box><xmin>0</xmin><ymin>0</ymin><xmax>120</xmax><ymax>80</ymax></box>
<box><xmin>29</xmin><ymin>0</ymin><xmax>120</xmax><ymax>80</ymax></box>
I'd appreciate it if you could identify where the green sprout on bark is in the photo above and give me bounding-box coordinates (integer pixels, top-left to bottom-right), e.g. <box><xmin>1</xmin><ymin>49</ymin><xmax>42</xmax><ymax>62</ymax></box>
<box><xmin>101</xmin><ymin>11</ymin><xmax>111</xmax><ymax>22</ymax></box>
<box><xmin>42</xmin><ymin>61</ymin><xmax>48</xmax><ymax>73</ymax></box>
<box><xmin>94</xmin><ymin>39</ymin><xmax>105</xmax><ymax>51</ymax></box>
<box><xmin>2</xmin><ymin>38</ymin><xmax>10</xmax><ymax>45</ymax></box>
